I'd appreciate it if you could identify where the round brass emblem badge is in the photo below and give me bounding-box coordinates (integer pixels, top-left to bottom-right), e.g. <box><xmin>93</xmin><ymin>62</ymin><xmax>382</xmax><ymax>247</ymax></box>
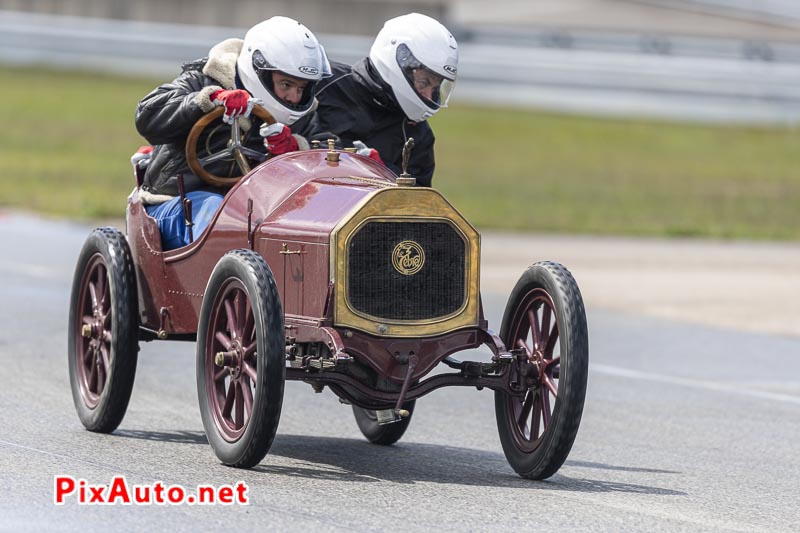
<box><xmin>392</xmin><ymin>240</ymin><xmax>425</xmax><ymax>275</ymax></box>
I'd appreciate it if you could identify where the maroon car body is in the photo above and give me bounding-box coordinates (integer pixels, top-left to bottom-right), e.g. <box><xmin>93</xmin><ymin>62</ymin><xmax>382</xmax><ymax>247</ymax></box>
<box><xmin>128</xmin><ymin>150</ymin><xmax>494</xmax><ymax>384</ymax></box>
<box><xmin>69</xmin><ymin>143</ymin><xmax>589</xmax><ymax>480</ymax></box>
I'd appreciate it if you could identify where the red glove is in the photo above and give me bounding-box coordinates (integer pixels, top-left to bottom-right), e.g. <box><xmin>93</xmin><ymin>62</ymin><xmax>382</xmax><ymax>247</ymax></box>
<box><xmin>260</xmin><ymin>123</ymin><xmax>298</xmax><ymax>155</ymax></box>
<box><xmin>352</xmin><ymin>140</ymin><xmax>384</xmax><ymax>164</ymax></box>
<box><xmin>130</xmin><ymin>145</ymin><xmax>154</xmax><ymax>166</ymax></box>
<box><xmin>210</xmin><ymin>89</ymin><xmax>251</xmax><ymax>123</ymax></box>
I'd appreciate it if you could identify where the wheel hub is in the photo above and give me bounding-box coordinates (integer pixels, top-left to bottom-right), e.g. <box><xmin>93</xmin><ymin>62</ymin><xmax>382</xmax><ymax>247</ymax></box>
<box><xmin>517</xmin><ymin>349</ymin><xmax>546</xmax><ymax>388</ymax></box>
<box><xmin>82</xmin><ymin>313</ymin><xmax>107</xmax><ymax>346</ymax></box>
<box><xmin>215</xmin><ymin>340</ymin><xmax>244</xmax><ymax>380</ymax></box>
<box><xmin>530</xmin><ymin>349</ymin><xmax>546</xmax><ymax>379</ymax></box>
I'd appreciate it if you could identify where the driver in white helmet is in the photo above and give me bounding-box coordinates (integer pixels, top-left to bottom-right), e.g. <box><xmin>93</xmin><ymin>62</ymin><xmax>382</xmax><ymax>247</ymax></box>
<box><xmin>298</xmin><ymin>13</ymin><xmax>458</xmax><ymax>186</ymax></box>
<box><xmin>134</xmin><ymin>16</ymin><xmax>330</xmax><ymax>250</ymax></box>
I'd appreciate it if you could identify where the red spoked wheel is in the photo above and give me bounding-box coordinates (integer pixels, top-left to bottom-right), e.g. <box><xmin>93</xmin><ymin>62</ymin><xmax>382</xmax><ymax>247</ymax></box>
<box><xmin>495</xmin><ymin>261</ymin><xmax>588</xmax><ymax>480</ymax></box>
<box><xmin>206</xmin><ymin>278</ymin><xmax>257</xmax><ymax>442</ymax></box>
<box><xmin>68</xmin><ymin>228</ymin><xmax>138</xmax><ymax>433</ymax></box>
<box><xmin>506</xmin><ymin>288</ymin><xmax>561</xmax><ymax>451</ymax></box>
<box><xmin>76</xmin><ymin>253</ymin><xmax>111</xmax><ymax>409</ymax></box>
<box><xmin>197</xmin><ymin>249</ymin><xmax>284</xmax><ymax>467</ymax></box>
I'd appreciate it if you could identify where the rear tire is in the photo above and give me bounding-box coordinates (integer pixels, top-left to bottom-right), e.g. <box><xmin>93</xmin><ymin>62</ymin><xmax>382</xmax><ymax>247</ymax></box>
<box><xmin>353</xmin><ymin>401</ymin><xmax>416</xmax><ymax>445</ymax></box>
<box><xmin>68</xmin><ymin>228</ymin><xmax>138</xmax><ymax>433</ymax></box>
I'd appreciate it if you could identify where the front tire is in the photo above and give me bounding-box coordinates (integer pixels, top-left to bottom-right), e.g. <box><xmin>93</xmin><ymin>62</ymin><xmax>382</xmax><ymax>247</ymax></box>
<box><xmin>197</xmin><ymin>250</ymin><xmax>285</xmax><ymax>467</ymax></box>
<box><xmin>68</xmin><ymin>228</ymin><xmax>138</xmax><ymax>433</ymax></box>
<box><xmin>495</xmin><ymin>261</ymin><xmax>588</xmax><ymax>480</ymax></box>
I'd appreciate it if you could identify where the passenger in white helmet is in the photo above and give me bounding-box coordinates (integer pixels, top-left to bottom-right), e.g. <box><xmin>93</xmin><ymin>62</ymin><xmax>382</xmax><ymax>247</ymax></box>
<box><xmin>298</xmin><ymin>13</ymin><xmax>458</xmax><ymax>186</ymax></box>
<box><xmin>134</xmin><ymin>16</ymin><xmax>330</xmax><ymax>250</ymax></box>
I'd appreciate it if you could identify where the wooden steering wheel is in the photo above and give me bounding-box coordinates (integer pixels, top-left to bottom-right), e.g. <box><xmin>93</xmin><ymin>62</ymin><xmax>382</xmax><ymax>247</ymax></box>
<box><xmin>185</xmin><ymin>104</ymin><xmax>276</xmax><ymax>188</ymax></box>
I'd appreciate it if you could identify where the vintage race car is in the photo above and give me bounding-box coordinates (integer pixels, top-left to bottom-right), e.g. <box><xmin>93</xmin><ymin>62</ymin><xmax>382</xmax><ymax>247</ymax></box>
<box><xmin>68</xmin><ymin>105</ymin><xmax>588</xmax><ymax>480</ymax></box>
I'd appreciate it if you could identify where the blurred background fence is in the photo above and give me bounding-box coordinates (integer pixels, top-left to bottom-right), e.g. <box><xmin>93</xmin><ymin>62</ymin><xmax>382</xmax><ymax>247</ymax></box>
<box><xmin>2</xmin><ymin>0</ymin><xmax>800</xmax><ymax>123</ymax></box>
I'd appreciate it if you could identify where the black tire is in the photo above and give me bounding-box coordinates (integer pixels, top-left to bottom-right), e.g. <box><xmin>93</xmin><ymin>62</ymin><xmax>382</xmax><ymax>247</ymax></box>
<box><xmin>197</xmin><ymin>249</ymin><xmax>285</xmax><ymax>467</ymax></box>
<box><xmin>352</xmin><ymin>400</ymin><xmax>416</xmax><ymax>445</ymax></box>
<box><xmin>68</xmin><ymin>228</ymin><xmax>139</xmax><ymax>433</ymax></box>
<box><xmin>495</xmin><ymin>261</ymin><xmax>588</xmax><ymax>480</ymax></box>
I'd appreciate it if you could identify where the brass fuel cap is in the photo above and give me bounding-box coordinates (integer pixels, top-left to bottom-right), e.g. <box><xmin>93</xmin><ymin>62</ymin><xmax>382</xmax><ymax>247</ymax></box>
<box><xmin>326</xmin><ymin>138</ymin><xmax>340</xmax><ymax>163</ymax></box>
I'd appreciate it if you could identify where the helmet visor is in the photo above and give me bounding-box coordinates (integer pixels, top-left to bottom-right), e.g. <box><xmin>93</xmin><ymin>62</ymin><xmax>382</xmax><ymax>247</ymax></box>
<box><xmin>252</xmin><ymin>49</ymin><xmax>318</xmax><ymax>110</ymax></box>
<box><xmin>396</xmin><ymin>43</ymin><xmax>456</xmax><ymax>110</ymax></box>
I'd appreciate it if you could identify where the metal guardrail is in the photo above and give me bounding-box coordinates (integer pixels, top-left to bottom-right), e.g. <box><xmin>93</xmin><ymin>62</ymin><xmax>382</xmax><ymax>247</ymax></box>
<box><xmin>643</xmin><ymin>0</ymin><xmax>800</xmax><ymax>23</ymax></box>
<box><xmin>461</xmin><ymin>26</ymin><xmax>800</xmax><ymax>63</ymax></box>
<box><xmin>2</xmin><ymin>10</ymin><xmax>799</xmax><ymax>124</ymax></box>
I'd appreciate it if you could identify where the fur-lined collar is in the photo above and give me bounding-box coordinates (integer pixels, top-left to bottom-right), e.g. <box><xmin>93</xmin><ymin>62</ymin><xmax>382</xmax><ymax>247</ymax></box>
<box><xmin>203</xmin><ymin>38</ymin><xmax>243</xmax><ymax>89</ymax></box>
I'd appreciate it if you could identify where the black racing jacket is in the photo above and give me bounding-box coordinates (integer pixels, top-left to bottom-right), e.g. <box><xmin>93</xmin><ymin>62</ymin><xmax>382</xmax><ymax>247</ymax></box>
<box><xmin>134</xmin><ymin>58</ymin><xmax>270</xmax><ymax>197</ymax></box>
<box><xmin>298</xmin><ymin>58</ymin><xmax>436</xmax><ymax>186</ymax></box>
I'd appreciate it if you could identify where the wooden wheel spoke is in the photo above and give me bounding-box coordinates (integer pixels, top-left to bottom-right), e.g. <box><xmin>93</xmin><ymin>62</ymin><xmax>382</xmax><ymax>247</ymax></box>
<box><xmin>214</xmin><ymin>367</ymin><xmax>228</xmax><ymax>383</ymax></box>
<box><xmin>215</xmin><ymin>331</ymin><xmax>233</xmax><ymax>351</ymax></box>
<box><xmin>100</xmin><ymin>346</ymin><xmax>110</xmax><ymax>374</ymax></box>
<box><xmin>528</xmin><ymin>309</ymin><xmax>541</xmax><ymax>350</ymax></box>
<box><xmin>243</xmin><ymin>341</ymin><xmax>256</xmax><ymax>359</ymax></box>
<box><xmin>541</xmin><ymin>391</ymin><xmax>552</xmax><ymax>429</ymax></box>
<box><xmin>241</xmin><ymin>379</ymin><xmax>254</xmax><ymax>415</ymax></box>
<box><xmin>235</xmin><ymin>293</ymin><xmax>247</xmax><ymax>338</ymax></box>
<box><xmin>96</xmin><ymin>357</ymin><xmax>106</xmax><ymax>393</ymax></box>
<box><xmin>224</xmin><ymin>298</ymin><xmax>238</xmax><ymax>339</ymax></box>
<box><xmin>88</xmin><ymin>354</ymin><xmax>97</xmax><ymax>387</ymax></box>
<box><xmin>543</xmin><ymin>374</ymin><xmax>558</xmax><ymax>397</ymax></box>
<box><xmin>234</xmin><ymin>384</ymin><xmax>244</xmax><ymax>429</ymax></box>
<box><xmin>540</xmin><ymin>304</ymin><xmax>552</xmax><ymax>352</ymax></box>
<box><xmin>531</xmin><ymin>393</ymin><xmax>542</xmax><ymax>440</ymax></box>
<box><xmin>96</xmin><ymin>265</ymin><xmax>107</xmax><ymax>307</ymax></box>
<box><xmin>243</xmin><ymin>360</ymin><xmax>257</xmax><ymax>383</ymax></box>
<box><xmin>222</xmin><ymin>382</ymin><xmax>235</xmax><ymax>419</ymax></box>
<box><xmin>88</xmin><ymin>282</ymin><xmax>99</xmax><ymax>310</ymax></box>
<box><xmin>517</xmin><ymin>391</ymin><xmax>533</xmax><ymax>429</ymax></box>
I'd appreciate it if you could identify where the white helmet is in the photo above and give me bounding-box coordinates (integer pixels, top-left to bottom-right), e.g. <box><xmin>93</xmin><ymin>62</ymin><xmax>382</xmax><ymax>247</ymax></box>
<box><xmin>237</xmin><ymin>16</ymin><xmax>331</xmax><ymax>125</ymax></box>
<box><xmin>369</xmin><ymin>13</ymin><xmax>458</xmax><ymax>122</ymax></box>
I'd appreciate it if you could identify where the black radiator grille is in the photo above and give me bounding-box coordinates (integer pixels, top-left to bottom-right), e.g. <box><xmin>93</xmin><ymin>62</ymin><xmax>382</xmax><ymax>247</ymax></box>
<box><xmin>347</xmin><ymin>221</ymin><xmax>467</xmax><ymax>320</ymax></box>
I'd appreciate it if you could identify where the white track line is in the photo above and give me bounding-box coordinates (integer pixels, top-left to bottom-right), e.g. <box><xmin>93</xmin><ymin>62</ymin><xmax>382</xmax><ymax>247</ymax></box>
<box><xmin>592</xmin><ymin>363</ymin><xmax>800</xmax><ymax>405</ymax></box>
<box><xmin>0</xmin><ymin>438</ymin><xmax>116</xmax><ymax>471</ymax></box>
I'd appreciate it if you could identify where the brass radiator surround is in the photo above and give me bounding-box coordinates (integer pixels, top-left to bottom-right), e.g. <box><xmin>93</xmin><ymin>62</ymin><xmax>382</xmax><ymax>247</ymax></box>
<box><xmin>330</xmin><ymin>188</ymin><xmax>480</xmax><ymax>337</ymax></box>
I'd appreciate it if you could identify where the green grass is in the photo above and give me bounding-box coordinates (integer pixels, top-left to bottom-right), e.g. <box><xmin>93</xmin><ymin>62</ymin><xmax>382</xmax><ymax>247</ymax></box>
<box><xmin>431</xmin><ymin>106</ymin><xmax>800</xmax><ymax>240</ymax></box>
<box><xmin>2</xmin><ymin>65</ymin><xmax>799</xmax><ymax>239</ymax></box>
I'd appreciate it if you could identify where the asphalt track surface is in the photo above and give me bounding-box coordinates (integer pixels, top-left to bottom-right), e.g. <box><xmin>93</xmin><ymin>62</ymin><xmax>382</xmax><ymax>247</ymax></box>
<box><xmin>1</xmin><ymin>212</ymin><xmax>798</xmax><ymax>532</ymax></box>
